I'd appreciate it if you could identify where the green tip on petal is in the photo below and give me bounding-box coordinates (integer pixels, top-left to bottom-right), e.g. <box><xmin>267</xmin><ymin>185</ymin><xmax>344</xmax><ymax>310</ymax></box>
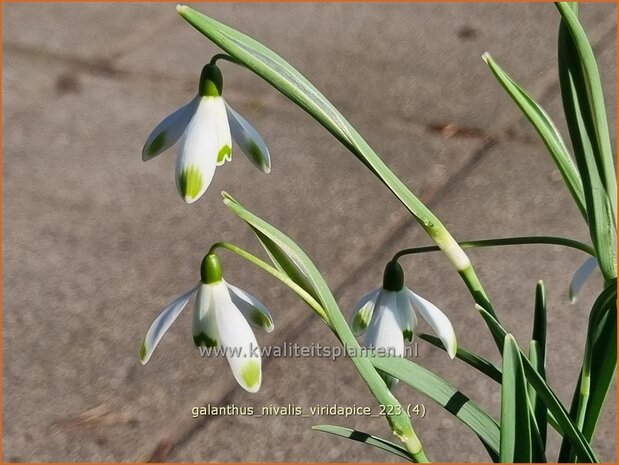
<box><xmin>193</xmin><ymin>333</ymin><xmax>218</xmax><ymax>347</ymax></box>
<box><xmin>139</xmin><ymin>339</ymin><xmax>148</xmax><ymax>364</ymax></box>
<box><xmin>403</xmin><ymin>329</ymin><xmax>413</xmax><ymax>343</ymax></box>
<box><xmin>145</xmin><ymin>131</ymin><xmax>167</xmax><ymax>159</ymax></box>
<box><xmin>250</xmin><ymin>310</ymin><xmax>272</xmax><ymax>329</ymax></box>
<box><xmin>199</xmin><ymin>64</ymin><xmax>224</xmax><ymax>97</ymax></box>
<box><xmin>449</xmin><ymin>337</ymin><xmax>457</xmax><ymax>359</ymax></box>
<box><xmin>247</xmin><ymin>140</ymin><xmax>270</xmax><ymax>173</ymax></box>
<box><xmin>240</xmin><ymin>360</ymin><xmax>261</xmax><ymax>391</ymax></box>
<box><xmin>382</xmin><ymin>261</ymin><xmax>404</xmax><ymax>291</ymax></box>
<box><xmin>352</xmin><ymin>304</ymin><xmax>373</xmax><ymax>335</ymax></box>
<box><xmin>178</xmin><ymin>165</ymin><xmax>204</xmax><ymax>202</ymax></box>
<box><xmin>201</xmin><ymin>253</ymin><xmax>223</xmax><ymax>284</ymax></box>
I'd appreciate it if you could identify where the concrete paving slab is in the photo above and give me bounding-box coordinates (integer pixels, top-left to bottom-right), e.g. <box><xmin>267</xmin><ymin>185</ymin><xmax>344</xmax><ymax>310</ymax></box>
<box><xmin>3</xmin><ymin>3</ymin><xmax>171</xmax><ymax>62</ymax></box>
<box><xmin>115</xmin><ymin>3</ymin><xmax>616</xmax><ymax>133</ymax></box>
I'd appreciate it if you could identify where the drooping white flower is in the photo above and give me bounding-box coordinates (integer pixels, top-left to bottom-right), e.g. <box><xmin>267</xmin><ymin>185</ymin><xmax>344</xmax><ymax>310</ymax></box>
<box><xmin>139</xmin><ymin>253</ymin><xmax>273</xmax><ymax>393</ymax></box>
<box><xmin>569</xmin><ymin>256</ymin><xmax>599</xmax><ymax>303</ymax></box>
<box><xmin>351</xmin><ymin>261</ymin><xmax>457</xmax><ymax>388</ymax></box>
<box><xmin>142</xmin><ymin>63</ymin><xmax>271</xmax><ymax>203</ymax></box>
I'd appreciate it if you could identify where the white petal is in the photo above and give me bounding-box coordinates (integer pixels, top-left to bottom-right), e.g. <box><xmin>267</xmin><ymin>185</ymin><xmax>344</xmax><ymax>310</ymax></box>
<box><xmin>139</xmin><ymin>285</ymin><xmax>198</xmax><ymax>364</ymax></box>
<box><xmin>176</xmin><ymin>97</ymin><xmax>231</xmax><ymax>203</ymax></box>
<box><xmin>364</xmin><ymin>291</ymin><xmax>404</xmax><ymax>357</ymax></box>
<box><xmin>407</xmin><ymin>289</ymin><xmax>457</xmax><ymax>359</ymax></box>
<box><xmin>142</xmin><ymin>96</ymin><xmax>200</xmax><ymax>161</ymax></box>
<box><xmin>213</xmin><ymin>283</ymin><xmax>262</xmax><ymax>393</ymax></box>
<box><xmin>395</xmin><ymin>289</ymin><xmax>417</xmax><ymax>343</ymax></box>
<box><xmin>350</xmin><ymin>288</ymin><xmax>380</xmax><ymax>336</ymax></box>
<box><xmin>569</xmin><ymin>256</ymin><xmax>598</xmax><ymax>303</ymax></box>
<box><xmin>226</xmin><ymin>102</ymin><xmax>271</xmax><ymax>173</ymax></box>
<box><xmin>192</xmin><ymin>284</ymin><xmax>220</xmax><ymax>347</ymax></box>
<box><xmin>226</xmin><ymin>282</ymin><xmax>274</xmax><ymax>333</ymax></box>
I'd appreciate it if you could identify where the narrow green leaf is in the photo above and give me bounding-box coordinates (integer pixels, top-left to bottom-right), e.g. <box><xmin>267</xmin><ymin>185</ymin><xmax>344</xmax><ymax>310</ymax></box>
<box><xmin>527</xmin><ymin>341</ymin><xmax>548</xmax><ymax>461</ymax></box>
<box><xmin>560</xmin><ymin>281</ymin><xmax>617</xmax><ymax>461</ymax></box>
<box><xmin>370</xmin><ymin>356</ymin><xmax>500</xmax><ymax>460</ymax></box>
<box><xmin>419</xmin><ymin>333</ymin><xmax>502</xmax><ymax>383</ymax></box>
<box><xmin>478</xmin><ymin>306</ymin><xmax>598</xmax><ymax>462</ymax></box>
<box><xmin>582</xmin><ymin>300</ymin><xmax>616</xmax><ymax>441</ymax></box>
<box><xmin>532</xmin><ymin>281</ymin><xmax>547</xmax><ymax>361</ymax></box>
<box><xmin>528</xmin><ymin>340</ymin><xmax>547</xmax><ymax>451</ymax></box>
<box><xmin>252</xmin><ymin>229</ymin><xmax>321</xmax><ymax>304</ymax></box>
<box><xmin>500</xmin><ymin>335</ymin><xmax>532</xmax><ymax>463</ymax></box>
<box><xmin>556</xmin><ymin>2</ymin><xmax>616</xmax><ymax>214</ymax></box>
<box><xmin>557</xmin><ymin>5</ymin><xmax>616</xmax><ymax>282</ymax></box>
<box><xmin>221</xmin><ymin>192</ymin><xmax>418</xmax><ymax>449</ymax></box>
<box><xmin>530</xmin><ymin>281</ymin><xmax>548</xmax><ymax>447</ymax></box>
<box><xmin>482</xmin><ymin>52</ymin><xmax>586</xmax><ymax>219</ymax></box>
<box><xmin>312</xmin><ymin>425</ymin><xmax>413</xmax><ymax>461</ymax></box>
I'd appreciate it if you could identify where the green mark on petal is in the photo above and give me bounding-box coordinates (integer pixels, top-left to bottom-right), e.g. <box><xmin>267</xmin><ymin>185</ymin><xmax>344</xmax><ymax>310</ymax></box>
<box><xmin>217</xmin><ymin>144</ymin><xmax>232</xmax><ymax>165</ymax></box>
<box><xmin>139</xmin><ymin>339</ymin><xmax>147</xmax><ymax>362</ymax></box>
<box><xmin>179</xmin><ymin>165</ymin><xmax>204</xmax><ymax>200</ymax></box>
<box><xmin>248</xmin><ymin>141</ymin><xmax>265</xmax><ymax>166</ymax></box>
<box><xmin>352</xmin><ymin>303</ymin><xmax>374</xmax><ymax>335</ymax></box>
<box><xmin>147</xmin><ymin>131</ymin><xmax>167</xmax><ymax>156</ymax></box>
<box><xmin>403</xmin><ymin>329</ymin><xmax>413</xmax><ymax>343</ymax></box>
<box><xmin>193</xmin><ymin>333</ymin><xmax>218</xmax><ymax>347</ymax></box>
<box><xmin>250</xmin><ymin>309</ymin><xmax>272</xmax><ymax>329</ymax></box>
<box><xmin>240</xmin><ymin>360</ymin><xmax>261</xmax><ymax>390</ymax></box>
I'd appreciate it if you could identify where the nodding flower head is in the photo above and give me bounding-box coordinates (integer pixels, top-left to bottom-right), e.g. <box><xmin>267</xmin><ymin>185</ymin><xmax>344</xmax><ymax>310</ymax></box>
<box><xmin>139</xmin><ymin>253</ymin><xmax>274</xmax><ymax>393</ymax></box>
<box><xmin>351</xmin><ymin>261</ymin><xmax>457</xmax><ymax>388</ymax></box>
<box><xmin>142</xmin><ymin>62</ymin><xmax>271</xmax><ymax>203</ymax></box>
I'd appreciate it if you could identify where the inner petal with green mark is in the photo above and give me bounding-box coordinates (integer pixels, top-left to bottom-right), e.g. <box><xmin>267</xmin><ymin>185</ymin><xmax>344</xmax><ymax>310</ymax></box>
<box><xmin>178</xmin><ymin>165</ymin><xmax>204</xmax><ymax>201</ymax></box>
<box><xmin>240</xmin><ymin>359</ymin><xmax>261</xmax><ymax>390</ymax></box>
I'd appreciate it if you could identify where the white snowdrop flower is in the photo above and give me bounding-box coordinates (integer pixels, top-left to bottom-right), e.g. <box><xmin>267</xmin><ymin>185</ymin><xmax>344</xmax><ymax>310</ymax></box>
<box><xmin>142</xmin><ymin>63</ymin><xmax>271</xmax><ymax>203</ymax></box>
<box><xmin>351</xmin><ymin>261</ymin><xmax>457</xmax><ymax>388</ymax></box>
<box><xmin>139</xmin><ymin>253</ymin><xmax>273</xmax><ymax>393</ymax></box>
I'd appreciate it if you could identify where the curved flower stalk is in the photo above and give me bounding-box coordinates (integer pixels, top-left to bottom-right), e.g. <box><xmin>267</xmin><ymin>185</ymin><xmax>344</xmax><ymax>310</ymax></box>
<box><xmin>352</xmin><ymin>261</ymin><xmax>457</xmax><ymax>388</ymax></box>
<box><xmin>139</xmin><ymin>253</ymin><xmax>274</xmax><ymax>392</ymax></box>
<box><xmin>142</xmin><ymin>63</ymin><xmax>271</xmax><ymax>203</ymax></box>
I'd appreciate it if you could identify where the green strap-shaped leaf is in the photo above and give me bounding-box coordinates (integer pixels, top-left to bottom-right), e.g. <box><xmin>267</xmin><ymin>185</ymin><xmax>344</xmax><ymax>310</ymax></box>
<box><xmin>556</xmin><ymin>2</ymin><xmax>616</xmax><ymax>214</ymax></box>
<box><xmin>482</xmin><ymin>52</ymin><xmax>586</xmax><ymax>219</ymax></box>
<box><xmin>478</xmin><ymin>306</ymin><xmax>598</xmax><ymax>463</ymax></box>
<box><xmin>557</xmin><ymin>3</ymin><xmax>616</xmax><ymax>282</ymax></box>
<box><xmin>312</xmin><ymin>425</ymin><xmax>413</xmax><ymax>461</ymax></box>
<box><xmin>221</xmin><ymin>192</ymin><xmax>420</xmax><ymax>453</ymax></box>
<box><xmin>559</xmin><ymin>281</ymin><xmax>617</xmax><ymax>461</ymax></box>
<box><xmin>419</xmin><ymin>333</ymin><xmax>502</xmax><ymax>383</ymax></box>
<box><xmin>500</xmin><ymin>335</ymin><xmax>532</xmax><ymax>463</ymax></box>
<box><xmin>529</xmin><ymin>281</ymin><xmax>548</xmax><ymax>447</ymax></box>
<box><xmin>370</xmin><ymin>355</ymin><xmax>500</xmax><ymax>461</ymax></box>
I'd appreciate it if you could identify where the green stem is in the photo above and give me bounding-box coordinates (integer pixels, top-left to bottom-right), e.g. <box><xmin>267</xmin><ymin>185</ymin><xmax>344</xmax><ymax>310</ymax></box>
<box><xmin>392</xmin><ymin>236</ymin><xmax>595</xmax><ymax>260</ymax></box>
<box><xmin>210</xmin><ymin>53</ymin><xmax>242</xmax><ymax>66</ymax></box>
<box><xmin>210</xmin><ymin>243</ymin><xmax>428</xmax><ymax>460</ymax></box>
<box><xmin>208</xmin><ymin>241</ymin><xmax>331</xmax><ymax>325</ymax></box>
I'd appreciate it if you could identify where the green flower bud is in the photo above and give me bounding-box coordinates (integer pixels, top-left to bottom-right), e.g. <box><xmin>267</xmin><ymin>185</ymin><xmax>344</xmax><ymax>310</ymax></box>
<box><xmin>201</xmin><ymin>253</ymin><xmax>223</xmax><ymax>284</ymax></box>
<box><xmin>382</xmin><ymin>260</ymin><xmax>404</xmax><ymax>291</ymax></box>
<box><xmin>199</xmin><ymin>63</ymin><xmax>224</xmax><ymax>97</ymax></box>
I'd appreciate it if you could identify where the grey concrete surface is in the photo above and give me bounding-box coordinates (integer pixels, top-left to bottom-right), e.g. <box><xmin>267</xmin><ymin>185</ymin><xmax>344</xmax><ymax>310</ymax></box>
<box><xmin>2</xmin><ymin>2</ymin><xmax>616</xmax><ymax>462</ymax></box>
